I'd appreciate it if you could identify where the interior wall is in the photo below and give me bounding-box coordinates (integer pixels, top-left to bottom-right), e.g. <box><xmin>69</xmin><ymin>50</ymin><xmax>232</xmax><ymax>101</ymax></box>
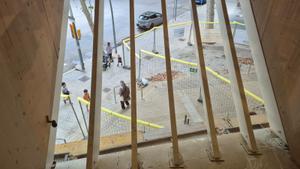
<box><xmin>0</xmin><ymin>0</ymin><xmax>65</xmax><ymax>168</ymax></box>
<box><xmin>250</xmin><ymin>0</ymin><xmax>300</xmax><ymax>165</ymax></box>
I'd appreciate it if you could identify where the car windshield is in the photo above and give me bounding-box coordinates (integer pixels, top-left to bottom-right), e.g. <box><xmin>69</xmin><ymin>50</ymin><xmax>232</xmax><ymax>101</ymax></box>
<box><xmin>139</xmin><ymin>15</ymin><xmax>149</xmax><ymax>20</ymax></box>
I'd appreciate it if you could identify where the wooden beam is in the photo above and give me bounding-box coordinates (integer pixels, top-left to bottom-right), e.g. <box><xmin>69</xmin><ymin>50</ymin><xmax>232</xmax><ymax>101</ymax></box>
<box><xmin>190</xmin><ymin>0</ymin><xmax>221</xmax><ymax>159</ymax></box>
<box><xmin>216</xmin><ymin>0</ymin><xmax>257</xmax><ymax>152</ymax></box>
<box><xmin>160</xmin><ymin>0</ymin><xmax>183</xmax><ymax>166</ymax></box>
<box><xmin>86</xmin><ymin>0</ymin><xmax>104</xmax><ymax>168</ymax></box>
<box><xmin>239</xmin><ymin>0</ymin><xmax>286</xmax><ymax>143</ymax></box>
<box><xmin>129</xmin><ymin>0</ymin><xmax>138</xmax><ymax>168</ymax></box>
<box><xmin>46</xmin><ymin>0</ymin><xmax>70</xmax><ymax>168</ymax></box>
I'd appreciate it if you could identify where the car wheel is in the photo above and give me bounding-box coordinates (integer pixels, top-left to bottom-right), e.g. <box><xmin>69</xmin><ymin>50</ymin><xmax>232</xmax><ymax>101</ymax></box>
<box><xmin>149</xmin><ymin>23</ymin><xmax>154</xmax><ymax>29</ymax></box>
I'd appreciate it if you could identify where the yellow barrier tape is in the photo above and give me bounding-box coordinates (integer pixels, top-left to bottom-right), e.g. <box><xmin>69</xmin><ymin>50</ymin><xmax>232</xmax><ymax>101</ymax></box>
<box><xmin>77</xmin><ymin>97</ymin><xmax>164</xmax><ymax>129</ymax></box>
<box><xmin>140</xmin><ymin>49</ymin><xmax>264</xmax><ymax>105</ymax></box>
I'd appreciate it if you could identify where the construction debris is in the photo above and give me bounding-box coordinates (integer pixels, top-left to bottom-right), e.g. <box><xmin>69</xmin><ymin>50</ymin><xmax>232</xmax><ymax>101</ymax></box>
<box><xmin>149</xmin><ymin>71</ymin><xmax>182</xmax><ymax>81</ymax></box>
<box><xmin>238</xmin><ymin>57</ymin><xmax>254</xmax><ymax>65</ymax></box>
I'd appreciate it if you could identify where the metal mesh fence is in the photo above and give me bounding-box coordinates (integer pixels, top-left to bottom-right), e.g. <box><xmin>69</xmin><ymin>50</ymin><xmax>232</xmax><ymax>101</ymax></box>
<box><xmin>127</xmin><ymin>21</ymin><xmax>265</xmax><ymax>126</ymax></box>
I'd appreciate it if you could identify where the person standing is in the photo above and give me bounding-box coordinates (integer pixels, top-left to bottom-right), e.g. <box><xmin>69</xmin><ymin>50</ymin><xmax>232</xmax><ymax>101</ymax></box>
<box><xmin>61</xmin><ymin>82</ymin><xmax>70</xmax><ymax>104</ymax></box>
<box><xmin>119</xmin><ymin>81</ymin><xmax>130</xmax><ymax>110</ymax></box>
<box><xmin>83</xmin><ymin>89</ymin><xmax>90</xmax><ymax>112</ymax></box>
<box><xmin>106</xmin><ymin>42</ymin><xmax>113</xmax><ymax>63</ymax></box>
<box><xmin>83</xmin><ymin>89</ymin><xmax>90</xmax><ymax>101</ymax></box>
<box><xmin>117</xmin><ymin>54</ymin><xmax>123</xmax><ymax>67</ymax></box>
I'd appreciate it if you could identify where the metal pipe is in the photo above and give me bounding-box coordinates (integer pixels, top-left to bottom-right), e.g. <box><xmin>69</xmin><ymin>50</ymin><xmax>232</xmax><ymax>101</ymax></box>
<box><xmin>174</xmin><ymin>0</ymin><xmax>178</xmax><ymax>21</ymax></box>
<box><xmin>78</xmin><ymin>101</ymin><xmax>89</xmax><ymax>133</ymax></box>
<box><xmin>232</xmin><ymin>23</ymin><xmax>238</xmax><ymax>40</ymax></box>
<box><xmin>70</xmin><ymin>5</ymin><xmax>85</xmax><ymax>71</ymax></box>
<box><xmin>68</xmin><ymin>98</ymin><xmax>86</xmax><ymax>139</ymax></box>
<box><xmin>113</xmin><ymin>86</ymin><xmax>117</xmax><ymax>104</ymax></box>
<box><xmin>138</xmin><ymin>50</ymin><xmax>142</xmax><ymax>81</ymax></box>
<box><xmin>152</xmin><ymin>29</ymin><xmax>158</xmax><ymax>53</ymax></box>
<box><xmin>122</xmin><ymin>43</ymin><xmax>126</xmax><ymax>66</ymax></box>
<box><xmin>187</xmin><ymin>23</ymin><xmax>193</xmax><ymax>46</ymax></box>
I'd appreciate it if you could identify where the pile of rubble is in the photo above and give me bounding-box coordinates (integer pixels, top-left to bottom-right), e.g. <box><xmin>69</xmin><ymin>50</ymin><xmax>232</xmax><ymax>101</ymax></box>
<box><xmin>238</xmin><ymin>57</ymin><xmax>254</xmax><ymax>65</ymax></box>
<box><xmin>149</xmin><ymin>71</ymin><xmax>182</xmax><ymax>81</ymax></box>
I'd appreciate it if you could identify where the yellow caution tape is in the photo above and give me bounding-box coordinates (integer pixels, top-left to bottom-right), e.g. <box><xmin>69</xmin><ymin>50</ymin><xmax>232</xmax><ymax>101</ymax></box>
<box><xmin>77</xmin><ymin>97</ymin><xmax>164</xmax><ymax>129</ymax></box>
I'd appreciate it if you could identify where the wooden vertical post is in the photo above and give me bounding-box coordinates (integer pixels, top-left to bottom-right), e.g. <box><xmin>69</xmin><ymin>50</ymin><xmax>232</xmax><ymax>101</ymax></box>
<box><xmin>129</xmin><ymin>0</ymin><xmax>138</xmax><ymax>168</ymax></box>
<box><xmin>160</xmin><ymin>0</ymin><xmax>183</xmax><ymax>166</ymax></box>
<box><xmin>190</xmin><ymin>0</ymin><xmax>221</xmax><ymax>159</ymax></box>
<box><xmin>239</xmin><ymin>0</ymin><xmax>286</xmax><ymax>142</ymax></box>
<box><xmin>46</xmin><ymin>1</ymin><xmax>70</xmax><ymax>168</ymax></box>
<box><xmin>86</xmin><ymin>0</ymin><xmax>104</xmax><ymax>168</ymax></box>
<box><xmin>216</xmin><ymin>0</ymin><xmax>258</xmax><ymax>153</ymax></box>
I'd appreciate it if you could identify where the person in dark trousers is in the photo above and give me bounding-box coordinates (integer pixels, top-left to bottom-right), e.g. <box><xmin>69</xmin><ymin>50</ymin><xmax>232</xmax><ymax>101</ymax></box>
<box><xmin>106</xmin><ymin>42</ymin><xmax>113</xmax><ymax>63</ymax></box>
<box><xmin>119</xmin><ymin>81</ymin><xmax>130</xmax><ymax>109</ymax></box>
<box><xmin>61</xmin><ymin>82</ymin><xmax>70</xmax><ymax>104</ymax></box>
<box><xmin>117</xmin><ymin>54</ymin><xmax>122</xmax><ymax>67</ymax></box>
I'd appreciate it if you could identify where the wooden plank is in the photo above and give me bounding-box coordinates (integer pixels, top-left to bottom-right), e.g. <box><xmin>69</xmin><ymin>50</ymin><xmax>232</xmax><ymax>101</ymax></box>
<box><xmin>160</xmin><ymin>0</ymin><xmax>183</xmax><ymax>166</ymax></box>
<box><xmin>239</xmin><ymin>0</ymin><xmax>286</xmax><ymax>143</ymax></box>
<box><xmin>129</xmin><ymin>0</ymin><xmax>138</xmax><ymax>168</ymax></box>
<box><xmin>190</xmin><ymin>0</ymin><xmax>221</xmax><ymax>159</ymax></box>
<box><xmin>216</xmin><ymin>0</ymin><xmax>257</xmax><ymax>152</ymax></box>
<box><xmin>86</xmin><ymin>0</ymin><xmax>104</xmax><ymax>168</ymax></box>
<box><xmin>46</xmin><ymin>0</ymin><xmax>70</xmax><ymax>168</ymax></box>
<box><xmin>55</xmin><ymin>132</ymin><xmax>144</xmax><ymax>157</ymax></box>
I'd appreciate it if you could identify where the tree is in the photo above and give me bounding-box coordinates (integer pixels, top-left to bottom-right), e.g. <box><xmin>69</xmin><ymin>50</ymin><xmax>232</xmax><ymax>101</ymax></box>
<box><xmin>79</xmin><ymin>0</ymin><xmax>117</xmax><ymax>53</ymax></box>
<box><xmin>206</xmin><ymin>0</ymin><xmax>215</xmax><ymax>29</ymax></box>
<box><xmin>79</xmin><ymin>0</ymin><xmax>94</xmax><ymax>33</ymax></box>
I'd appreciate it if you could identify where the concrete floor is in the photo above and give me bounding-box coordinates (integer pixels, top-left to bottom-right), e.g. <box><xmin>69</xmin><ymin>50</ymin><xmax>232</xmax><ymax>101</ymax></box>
<box><xmin>56</xmin><ymin>129</ymin><xmax>299</xmax><ymax>169</ymax></box>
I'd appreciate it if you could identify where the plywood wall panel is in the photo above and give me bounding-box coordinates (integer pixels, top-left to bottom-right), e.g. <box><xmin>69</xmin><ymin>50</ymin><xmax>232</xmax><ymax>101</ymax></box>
<box><xmin>0</xmin><ymin>0</ymin><xmax>65</xmax><ymax>168</ymax></box>
<box><xmin>251</xmin><ymin>0</ymin><xmax>300</xmax><ymax>165</ymax></box>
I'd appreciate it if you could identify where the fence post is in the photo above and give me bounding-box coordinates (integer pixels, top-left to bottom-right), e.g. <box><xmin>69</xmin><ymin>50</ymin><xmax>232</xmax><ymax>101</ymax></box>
<box><xmin>152</xmin><ymin>29</ymin><xmax>159</xmax><ymax>54</ymax></box>
<box><xmin>138</xmin><ymin>50</ymin><xmax>142</xmax><ymax>81</ymax></box>
<box><xmin>78</xmin><ymin>101</ymin><xmax>89</xmax><ymax>133</ymax></box>
<box><xmin>122</xmin><ymin>42</ymin><xmax>126</xmax><ymax>66</ymax></box>
<box><xmin>232</xmin><ymin>22</ymin><xmax>238</xmax><ymax>41</ymax></box>
<box><xmin>68</xmin><ymin>98</ymin><xmax>86</xmax><ymax>139</ymax></box>
<box><xmin>113</xmin><ymin>87</ymin><xmax>117</xmax><ymax>104</ymax></box>
<box><xmin>187</xmin><ymin>23</ymin><xmax>193</xmax><ymax>46</ymax></box>
<box><xmin>197</xmin><ymin>86</ymin><xmax>203</xmax><ymax>103</ymax></box>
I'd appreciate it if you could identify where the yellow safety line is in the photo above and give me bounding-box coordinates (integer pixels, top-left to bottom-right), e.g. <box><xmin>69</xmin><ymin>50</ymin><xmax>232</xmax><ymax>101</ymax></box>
<box><xmin>77</xmin><ymin>97</ymin><xmax>164</xmax><ymax>129</ymax></box>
